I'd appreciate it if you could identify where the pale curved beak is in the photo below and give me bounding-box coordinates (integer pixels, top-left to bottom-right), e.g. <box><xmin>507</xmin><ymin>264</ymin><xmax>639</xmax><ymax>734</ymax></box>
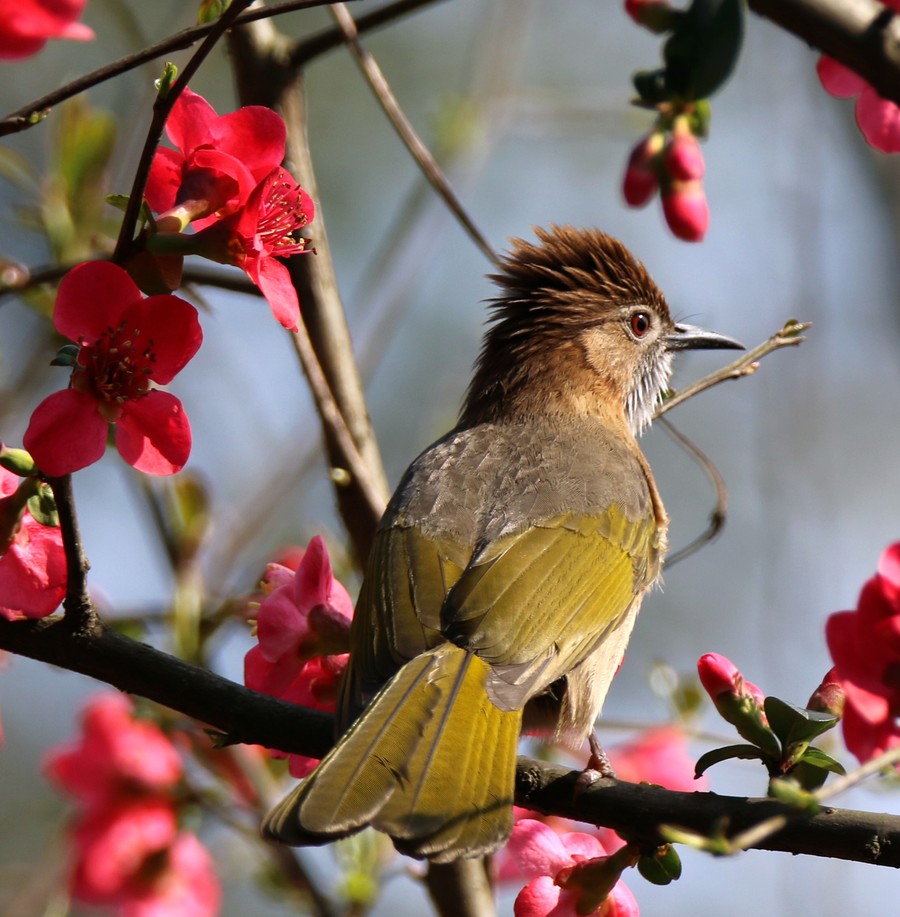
<box><xmin>666</xmin><ymin>322</ymin><xmax>744</xmax><ymax>351</ymax></box>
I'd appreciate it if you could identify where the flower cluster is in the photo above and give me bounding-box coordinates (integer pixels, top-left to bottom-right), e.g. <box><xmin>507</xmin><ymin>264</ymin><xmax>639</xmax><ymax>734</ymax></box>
<box><xmin>147</xmin><ymin>88</ymin><xmax>315</xmax><ymax>332</ymax></box>
<box><xmin>24</xmin><ymin>261</ymin><xmax>202</xmax><ymax>477</ymax></box>
<box><xmin>0</xmin><ymin>0</ymin><xmax>93</xmax><ymax>60</ymax></box>
<box><xmin>44</xmin><ymin>693</ymin><xmax>220</xmax><ymax>917</ymax></box>
<box><xmin>0</xmin><ymin>458</ymin><xmax>66</xmax><ymax>620</ymax></box>
<box><xmin>623</xmin><ymin>117</ymin><xmax>708</xmax><ymax>242</ymax></box>
<box><xmin>816</xmin><ymin>3</ymin><xmax>900</xmax><ymax>156</ymax></box>
<box><xmin>826</xmin><ymin>542</ymin><xmax>900</xmax><ymax>763</ymax></box>
<box><xmin>244</xmin><ymin>535</ymin><xmax>353</xmax><ymax>777</ymax></box>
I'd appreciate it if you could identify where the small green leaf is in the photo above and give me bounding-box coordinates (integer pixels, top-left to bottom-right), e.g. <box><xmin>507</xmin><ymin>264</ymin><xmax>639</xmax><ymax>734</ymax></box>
<box><xmin>50</xmin><ymin>343</ymin><xmax>80</xmax><ymax>367</ymax></box>
<box><xmin>0</xmin><ymin>447</ymin><xmax>36</xmax><ymax>477</ymax></box>
<box><xmin>637</xmin><ymin>845</ymin><xmax>682</xmax><ymax>885</ymax></box>
<box><xmin>26</xmin><ymin>484</ymin><xmax>59</xmax><ymax>527</ymax></box>
<box><xmin>155</xmin><ymin>62</ymin><xmax>179</xmax><ymax>99</ymax></box>
<box><xmin>765</xmin><ymin>696</ymin><xmax>839</xmax><ymax>748</ymax></box>
<box><xmin>768</xmin><ymin>777</ymin><xmax>820</xmax><ymax>813</ymax></box>
<box><xmin>694</xmin><ymin>743</ymin><xmax>766</xmax><ymax>778</ymax></box>
<box><xmin>797</xmin><ymin>746</ymin><xmax>846</xmax><ymax>776</ymax></box>
<box><xmin>632</xmin><ymin>68</ymin><xmax>669</xmax><ymax>106</ymax></box>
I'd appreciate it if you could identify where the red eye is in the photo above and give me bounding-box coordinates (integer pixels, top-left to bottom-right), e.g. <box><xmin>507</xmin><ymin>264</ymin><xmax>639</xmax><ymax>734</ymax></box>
<box><xmin>630</xmin><ymin>311</ymin><xmax>651</xmax><ymax>337</ymax></box>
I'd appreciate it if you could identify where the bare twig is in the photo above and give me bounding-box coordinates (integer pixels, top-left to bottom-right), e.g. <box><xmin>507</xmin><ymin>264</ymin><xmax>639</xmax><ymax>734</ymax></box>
<box><xmin>658</xmin><ymin>416</ymin><xmax>728</xmax><ymax>568</ymax></box>
<box><xmin>655</xmin><ymin>320</ymin><xmax>810</xmax><ymax>418</ymax></box>
<box><xmin>46</xmin><ymin>475</ymin><xmax>95</xmax><ymax>631</ymax></box>
<box><xmin>0</xmin><ymin>0</ymin><xmax>358</xmax><ymax>137</ymax></box>
<box><xmin>329</xmin><ymin>3</ymin><xmax>499</xmax><ymax>266</ymax></box>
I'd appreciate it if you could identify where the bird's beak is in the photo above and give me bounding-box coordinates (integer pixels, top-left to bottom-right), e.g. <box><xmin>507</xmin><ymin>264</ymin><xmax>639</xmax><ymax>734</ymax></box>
<box><xmin>666</xmin><ymin>322</ymin><xmax>744</xmax><ymax>351</ymax></box>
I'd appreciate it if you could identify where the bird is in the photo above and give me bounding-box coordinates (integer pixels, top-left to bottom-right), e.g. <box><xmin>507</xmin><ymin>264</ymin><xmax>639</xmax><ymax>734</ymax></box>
<box><xmin>262</xmin><ymin>225</ymin><xmax>742</xmax><ymax>862</ymax></box>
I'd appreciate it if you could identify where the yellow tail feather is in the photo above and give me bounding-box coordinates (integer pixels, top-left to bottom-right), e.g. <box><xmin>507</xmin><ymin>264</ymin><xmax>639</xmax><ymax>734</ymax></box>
<box><xmin>262</xmin><ymin>644</ymin><xmax>520</xmax><ymax>861</ymax></box>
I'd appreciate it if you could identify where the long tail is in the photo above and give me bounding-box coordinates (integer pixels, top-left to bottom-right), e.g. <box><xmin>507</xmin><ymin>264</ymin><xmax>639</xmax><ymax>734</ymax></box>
<box><xmin>262</xmin><ymin>643</ymin><xmax>521</xmax><ymax>862</ymax></box>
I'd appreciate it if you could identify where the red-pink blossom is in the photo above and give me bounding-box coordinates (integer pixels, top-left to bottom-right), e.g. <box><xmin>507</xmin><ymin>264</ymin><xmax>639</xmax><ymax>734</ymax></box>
<box><xmin>24</xmin><ymin>261</ymin><xmax>202</xmax><ymax>476</ymax></box>
<box><xmin>661</xmin><ymin>179</ymin><xmax>709</xmax><ymax>242</ymax></box>
<box><xmin>664</xmin><ymin>120</ymin><xmax>705</xmax><ymax>181</ymax></box>
<box><xmin>0</xmin><ymin>465</ymin><xmax>66</xmax><ymax>621</ymax></box>
<box><xmin>147</xmin><ymin>87</ymin><xmax>287</xmax><ymax>231</ymax></box>
<box><xmin>697</xmin><ymin>652</ymin><xmax>766</xmax><ymax>709</ymax></box>
<box><xmin>44</xmin><ymin>693</ymin><xmax>182</xmax><ymax>808</ymax></box>
<box><xmin>69</xmin><ymin>800</ymin><xmax>220</xmax><ymax>917</ymax></box>
<box><xmin>609</xmin><ymin>726</ymin><xmax>707</xmax><ymax>793</ymax></box>
<box><xmin>817</xmin><ymin>41</ymin><xmax>900</xmax><ymax>154</ymax></box>
<box><xmin>826</xmin><ymin>542</ymin><xmax>900</xmax><ymax>763</ymax></box>
<box><xmin>0</xmin><ymin>0</ymin><xmax>93</xmax><ymax>60</ymax></box>
<box><xmin>244</xmin><ymin>536</ymin><xmax>353</xmax><ymax>776</ymax></box>
<box><xmin>194</xmin><ymin>167</ymin><xmax>315</xmax><ymax>331</ymax></box>
<box><xmin>507</xmin><ymin>820</ymin><xmax>639</xmax><ymax>917</ymax></box>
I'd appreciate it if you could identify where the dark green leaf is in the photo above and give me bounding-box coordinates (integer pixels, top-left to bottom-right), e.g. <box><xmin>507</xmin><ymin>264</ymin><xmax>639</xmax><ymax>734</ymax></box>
<box><xmin>632</xmin><ymin>68</ymin><xmax>669</xmax><ymax>106</ymax></box>
<box><xmin>695</xmin><ymin>743</ymin><xmax>766</xmax><ymax>778</ymax></box>
<box><xmin>765</xmin><ymin>696</ymin><xmax>839</xmax><ymax>747</ymax></box>
<box><xmin>663</xmin><ymin>0</ymin><xmax>744</xmax><ymax>100</ymax></box>
<box><xmin>50</xmin><ymin>343</ymin><xmax>80</xmax><ymax>367</ymax></box>
<box><xmin>638</xmin><ymin>845</ymin><xmax>682</xmax><ymax>885</ymax></box>
<box><xmin>26</xmin><ymin>485</ymin><xmax>59</xmax><ymax>528</ymax></box>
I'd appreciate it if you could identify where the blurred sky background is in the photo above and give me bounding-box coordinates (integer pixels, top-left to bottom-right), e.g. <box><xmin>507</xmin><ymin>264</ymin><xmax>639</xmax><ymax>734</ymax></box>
<box><xmin>1</xmin><ymin>1</ymin><xmax>900</xmax><ymax>915</ymax></box>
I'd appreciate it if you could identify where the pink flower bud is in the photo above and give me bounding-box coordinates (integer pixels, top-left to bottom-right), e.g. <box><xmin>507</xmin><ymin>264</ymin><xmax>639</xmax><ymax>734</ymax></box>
<box><xmin>697</xmin><ymin>652</ymin><xmax>740</xmax><ymax>700</ymax></box>
<box><xmin>664</xmin><ymin>119</ymin><xmax>705</xmax><ymax>181</ymax></box>
<box><xmin>806</xmin><ymin>667</ymin><xmax>845</xmax><ymax>718</ymax></box>
<box><xmin>662</xmin><ymin>179</ymin><xmax>709</xmax><ymax>242</ymax></box>
<box><xmin>622</xmin><ymin>133</ymin><xmax>664</xmax><ymax>207</ymax></box>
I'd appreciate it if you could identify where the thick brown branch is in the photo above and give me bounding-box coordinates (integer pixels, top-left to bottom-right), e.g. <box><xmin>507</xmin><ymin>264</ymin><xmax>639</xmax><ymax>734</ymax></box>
<box><xmin>2</xmin><ymin>615</ymin><xmax>900</xmax><ymax>869</ymax></box>
<box><xmin>748</xmin><ymin>0</ymin><xmax>900</xmax><ymax>106</ymax></box>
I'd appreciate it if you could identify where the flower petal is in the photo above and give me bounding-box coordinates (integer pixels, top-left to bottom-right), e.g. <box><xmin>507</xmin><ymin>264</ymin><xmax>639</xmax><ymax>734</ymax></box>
<box><xmin>816</xmin><ymin>56</ymin><xmax>866</xmax><ymax>98</ymax></box>
<box><xmin>144</xmin><ymin>146</ymin><xmax>184</xmax><ymax>214</ymax></box>
<box><xmin>24</xmin><ymin>388</ymin><xmax>108</xmax><ymax>476</ymax></box>
<box><xmin>508</xmin><ymin>820</ymin><xmax>573</xmax><ymax>878</ymax></box>
<box><xmin>293</xmin><ymin>535</ymin><xmax>333</xmax><ymax>612</ymax></box>
<box><xmin>213</xmin><ymin>106</ymin><xmax>287</xmax><ymax>180</ymax></box>
<box><xmin>254</xmin><ymin>255</ymin><xmax>300</xmax><ymax>331</ymax></box>
<box><xmin>121</xmin><ymin>294</ymin><xmax>203</xmax><ymax>385</ymax></box>
<box><xmin>54</xmin><ymin>262</ymin><xmax>143</xmax><ymax>343</ymax></box>
<box><xmin>855</xmin><ymin>86</ymin><xmax>900</xmax><ymax>154</ymax></box>
<box><xmin>0</xmin><ymin>515</ymin><xmax>66</xmax><ymax>620</ymax></box>
<box><xmin>165</xmin><ymin>88</ymin><xmax>219</xmax><ymax>158</ymax></box>
<box><xmin>514</xmin><ymin>876</ymin><xmax>564</xmax><ymax>917</ymax></box>
<box><xmin>116</xmin><ymin>391</ymin><xmax>191</xmax><ymax>475</ymax></box>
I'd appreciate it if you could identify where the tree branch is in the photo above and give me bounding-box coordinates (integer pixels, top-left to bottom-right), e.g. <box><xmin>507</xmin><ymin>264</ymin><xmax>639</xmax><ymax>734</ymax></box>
<box><xmin>2</xmin><ymin>614</ymin><xmax>899</xmax><ymax>870</ymax></box>
<box><xmin>748</xmin><ymin>0</ymin><xmax>900</xmax><ymax>106</ymax></box>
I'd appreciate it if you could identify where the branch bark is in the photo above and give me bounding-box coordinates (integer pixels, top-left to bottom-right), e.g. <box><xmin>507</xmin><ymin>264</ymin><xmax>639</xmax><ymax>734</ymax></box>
<box><xmin>748</xmin><ymin>0</ymin><xmax>900</xmax><ymax>106</ymax></box>
<box><xmin>2</xmin><ymin>613</ymin><xmax>899</xmax><ymax>870</ymax></box>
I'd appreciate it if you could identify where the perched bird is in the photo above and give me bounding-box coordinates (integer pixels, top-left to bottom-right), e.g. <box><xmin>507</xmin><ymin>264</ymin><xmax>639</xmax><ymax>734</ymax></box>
<box><xmin>263</xmin><ymin>225</ymin><xmax>741</xmax><ymax>862</ymax></box>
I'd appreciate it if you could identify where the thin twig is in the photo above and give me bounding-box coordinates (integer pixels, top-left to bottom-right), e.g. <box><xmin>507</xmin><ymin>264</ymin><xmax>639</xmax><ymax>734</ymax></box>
<box><xmin>329</xmin><ymin>3</ymin><xmax>499</xmax><ymax>266</ymax></box>
<box><xmin>655</xmin><ymin>320</ymin><xmax>810</xmax><ymax>418</ymax></box>
<box><xmin>0</xmin><ymin>0</ymin><xmax>358</xmax><ymax>137</ymax></box>
<box><xmin>658</xmin><ymin>416</ymin><xmax>728</xmax><ymax>568</ymax></box>
<box><xmin>46</xmin><ymin>475</ymin><xmax>95</xmax><ymax>631</ymax></box>
<box><xmin>289</xmin><ymin>319</ymin><xmax>388</xmax><ymax>526</ymax></box>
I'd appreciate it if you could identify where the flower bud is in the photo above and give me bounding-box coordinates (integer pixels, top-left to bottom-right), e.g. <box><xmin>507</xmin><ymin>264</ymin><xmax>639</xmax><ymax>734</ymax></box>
<box><xmin>622</xmin><ymin>132</ymin><xmax>664</xmax><ymax>207</ymax></box>
<box><xmin>662</xmin><ymin>179</ymin><xmax>709</xmax><ymax>242</ymax></box>
<box><xmin>664</xmin><ymin>118</ymin><xmax>705</xmax><ymax>181</ymax></box>
<box><xmin>806</xmin><ymin>667</ymin><xmax>845</xmax><ymax>718</ymax></box>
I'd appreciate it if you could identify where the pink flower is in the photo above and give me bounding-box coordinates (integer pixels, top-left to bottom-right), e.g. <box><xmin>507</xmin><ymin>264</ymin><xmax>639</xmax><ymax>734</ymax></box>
<box><xmin>609</xmin><ymin>726</ymin><xmax>707</xmax><ymax>792</ymax></box>
<box><xmin>44</xmin><ymin>693</ymin><xmax>182</xmax><ymax>808</ymax></box>
<box><xmin>826</xmin><ymin>542</ymin><xmax>900</xmax><ymax>763</ymax></box>
<box><xmin>146</xmin><ymin>87</ymin><xmax>287</xmax><ymax>231</ymax></box>
<box><xmin>0</xmin><ymin>465</ymin><xmax>66</xmax><ymax>621</ymax></box>
<box><xmin>817</xmin><ymin>37</ymin><xmax>900</xmax><ymax>154</ymax></box>
<box><xmin>194</xmin><ymin>168</ymin><xmax>315</xmax><ymax>331</ymax></box>
<box><xmin>69</xmin><ymin>800</ymin><xmax>220</xmax><ymax>917</ymax></box>
<box><xmin>244</xmin><ymin>536</ymin><xmax>353</xmax><ymax>775</ymax></box>
<box><xmin>24</xmin><ymin>261</ymin><xmax>202</xmax><ymax>476</ymax></box>
<box><xmin>508</xmin><ymin>820</ymin><xmax>639</xmax><ymax>917</ymax></box>
<box><xmin>0</xmin><ymin>0</ymin><xmax>93</xmax><ymax>60</ymax></box>
<box><xmin>661</xmin><ymin>179</ymin><xmax>709</xmax><ymax>242</ymax></box>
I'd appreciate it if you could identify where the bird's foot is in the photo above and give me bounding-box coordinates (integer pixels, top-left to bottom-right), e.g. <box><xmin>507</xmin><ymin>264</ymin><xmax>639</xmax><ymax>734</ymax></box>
<box><xmin>574</xmin><ymin>733</ymin><xmax>617</xmax><ymax>798</ymax></box>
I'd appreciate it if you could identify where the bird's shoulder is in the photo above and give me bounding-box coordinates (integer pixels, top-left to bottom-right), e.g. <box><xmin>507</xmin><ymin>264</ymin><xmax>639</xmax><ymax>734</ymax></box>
<box><xmin>383</xmin><ymin>416</ymin><xmax>655</xmax><ymax>548</ymax></box>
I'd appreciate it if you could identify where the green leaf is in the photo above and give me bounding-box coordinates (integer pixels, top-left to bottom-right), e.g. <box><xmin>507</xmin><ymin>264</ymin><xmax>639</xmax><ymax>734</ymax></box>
<box><xmin>797</xmin><ymin>746</ymin><xmax>846</xmax><ymax>776</ymax></box>
<box><xmin>663</xmin><ymin>0</ymin><xmax>744</xmax><ymax>100</ymax></box>
<box><xmin>50</xmin><ymin>343</ymin><xmax>80</xmax><ymax>367</ymax></box>
<box><xmin>768</xmin><ymin>777</ymin><xmax>820</xmax><ymax>813</ymax></box>
<box><xmin>632</xmin><ymin>68</ymin><xmax>669</xmax><ymax>107</ymax></box>
<box><xmin>638</xmin><ymin>845</ymin><xmax>682</xmax><ymax>885</ymax></box>
<box><xmin>26</xmin><ymin>484</ymin><xmax>59</xmax><ymax>528</ymax></box>
<box><xmin>695</xmin><ymin>743</ymin><xmax>767</xmax><ymax>778</ymax></box>
<box><xmin>764</xmin><ymin>696</ymin><xmax>839</xmax><ymax>748</ymax></box>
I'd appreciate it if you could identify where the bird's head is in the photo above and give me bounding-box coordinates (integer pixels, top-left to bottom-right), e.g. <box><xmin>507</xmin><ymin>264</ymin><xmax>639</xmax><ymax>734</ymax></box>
<box><xmin>461</xmin><ymin>225</ymin><xmax>742</xmax><ymax>434</ymax></box>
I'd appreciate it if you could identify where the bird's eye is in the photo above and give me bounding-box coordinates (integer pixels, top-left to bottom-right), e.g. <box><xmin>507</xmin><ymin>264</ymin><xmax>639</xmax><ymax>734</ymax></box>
<box><xmin>629</xmin><ymin>311</ymin><xmax>651</xmax><ymax>338</ymax></box>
